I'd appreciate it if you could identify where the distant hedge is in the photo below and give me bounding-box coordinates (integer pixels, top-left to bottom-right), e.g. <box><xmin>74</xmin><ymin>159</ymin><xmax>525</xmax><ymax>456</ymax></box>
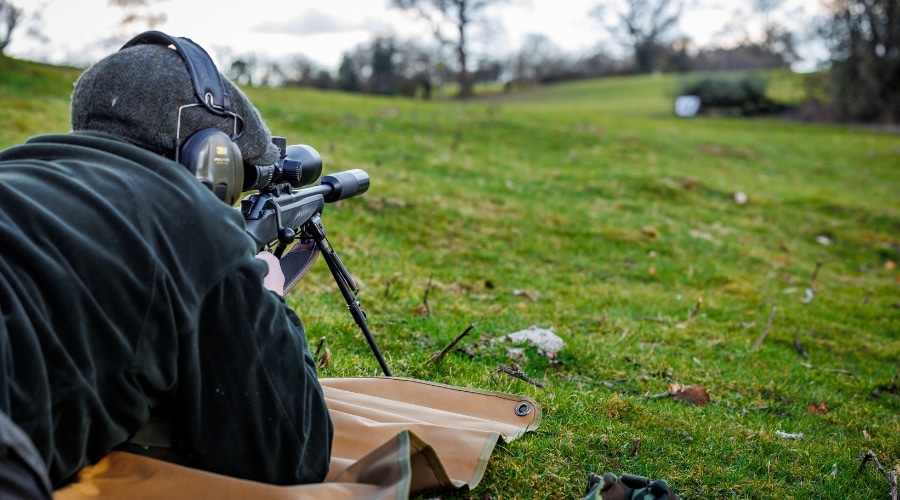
<box><xmin>676</xmin><ymin>74</ymin><xmax>789</xmax><ymax>116</ymax></box>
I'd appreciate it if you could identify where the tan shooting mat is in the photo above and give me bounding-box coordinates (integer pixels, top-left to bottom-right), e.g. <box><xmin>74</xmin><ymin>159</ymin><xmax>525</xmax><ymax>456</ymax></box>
<box><xmin>55</xmin><ymin>377</ymin><xmax>542</xmax><ymax>500</ymax></box>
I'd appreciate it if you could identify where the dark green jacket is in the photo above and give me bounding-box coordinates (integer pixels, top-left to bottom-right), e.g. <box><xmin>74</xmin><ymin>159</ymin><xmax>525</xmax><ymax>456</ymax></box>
<box><xmin>0</xmin><ymin>132</ymin><xmax>333</xmax><ymax>488</ymax></box>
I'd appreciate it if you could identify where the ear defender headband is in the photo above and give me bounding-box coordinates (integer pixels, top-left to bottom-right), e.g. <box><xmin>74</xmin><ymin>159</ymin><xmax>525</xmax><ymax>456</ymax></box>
<box><xmin>120</xmin><ymin>31</ymin><xmax>246</xmax><ymax>205</ymax></box>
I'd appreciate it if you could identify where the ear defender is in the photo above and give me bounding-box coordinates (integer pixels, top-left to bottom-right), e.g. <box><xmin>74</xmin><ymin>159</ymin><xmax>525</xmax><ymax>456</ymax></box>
<box><xmin>178</xmin><ymin>128</ymin><xmax>245</xmax><ymax>206</ymax></box>
<box><xmin>120</xmin><ymin>31</ymin><xmax>246</xmax><ymax>205</ymax></box>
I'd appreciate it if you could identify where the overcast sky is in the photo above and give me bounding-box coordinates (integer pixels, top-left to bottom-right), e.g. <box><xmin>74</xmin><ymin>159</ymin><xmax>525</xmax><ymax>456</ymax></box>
<box><xmin>6</xmin><ymin>0</ymin><xmax>829</xmax><ymax>72</ymax></box>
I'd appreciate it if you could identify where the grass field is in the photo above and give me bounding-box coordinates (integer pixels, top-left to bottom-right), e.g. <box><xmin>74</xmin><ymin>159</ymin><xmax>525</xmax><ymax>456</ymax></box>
<box><xmin>1</xmin><ymin>54</ymin><xmax>898</xmax><ymax>499</ymax></box>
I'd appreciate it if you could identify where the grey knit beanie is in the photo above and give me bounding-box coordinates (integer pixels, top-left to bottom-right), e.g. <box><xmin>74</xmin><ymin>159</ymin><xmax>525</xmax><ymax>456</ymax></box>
<box><xmin>71</xmin><ymin>43</ymin><xmax>280</xmax><ymax>166</ymax></box>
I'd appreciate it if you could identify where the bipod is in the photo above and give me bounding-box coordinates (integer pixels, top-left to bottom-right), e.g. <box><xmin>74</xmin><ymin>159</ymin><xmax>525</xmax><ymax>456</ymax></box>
<box><xmin>302</xmin><ymin>213</ymin><xmax>392</xmax><ymax>377</ymax></box>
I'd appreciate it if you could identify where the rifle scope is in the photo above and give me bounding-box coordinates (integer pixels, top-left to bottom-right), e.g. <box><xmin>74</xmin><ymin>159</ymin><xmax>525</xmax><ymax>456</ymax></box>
<box><xmin>242</xmin><ymin>137</ymin><xmax>323</xmax><ymax>191</ymax></box>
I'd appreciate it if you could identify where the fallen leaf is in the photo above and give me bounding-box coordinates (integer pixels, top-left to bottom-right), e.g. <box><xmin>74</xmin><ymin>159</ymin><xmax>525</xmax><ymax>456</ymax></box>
<box><xmin>689</xmin><ymin>230</ymin><xmax>721</xmax><ymax>245</ymax></box>
<box><xmin>629</xmin><ymin>438</ymin><xmax>640</xmax><ymax>458</ymax></box>
<box><xmin>512</xmin><ymin>289</ymin><xmax>540</xmax><ymax>301</ymax></box>
<box><xmin>671</xmin><ymin>385</ymin><xmax>710</xmax><ymax>406</ymax></box>
<box><xmin>364</xmin><ymin>197</ymin><xmax>407</xmax><ymax>211</ymax></box>
<box><xmin>807</xmin><ymin>402</ymin><xmax>830</xmax><ymax>414</ymax></box>
<box><xmin>733</xmin><ymin>191</ymin><xmax>748</xmax><ymax>204</ymax></box>
<box><xmin>411</xmin><ymin>304</ymin><xmax>429</xmax><ymax>316</ymax></box>
<box><xmin>793</xmin><ymin>337</ymin><xmax>809</xmax><ymax>359</ymax></box>
<box><xmin>317</xmin><ymin>348</ymin><xmax>331</xmax><ymax>368</ymax></box>
<box><xmin>815</xmin><ymin>235</ymin><xmax>832</xmax><ymax>246</ymax></box>
<box><xmin>676</xmin><ymin>177</ymin><xmax>700</xmax><ymax>190</ymax></box>
<box><xmin>886</xmin><ymin>260</ymin><xmax>896</xmax><ymax>270</ymax></box>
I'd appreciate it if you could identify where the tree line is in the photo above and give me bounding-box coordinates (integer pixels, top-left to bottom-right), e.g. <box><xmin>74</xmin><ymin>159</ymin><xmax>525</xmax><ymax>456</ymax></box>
<box><xmin>1</xmin><ymin>0</ymin><xmax>898</xmax><ymax>124</ymax></box>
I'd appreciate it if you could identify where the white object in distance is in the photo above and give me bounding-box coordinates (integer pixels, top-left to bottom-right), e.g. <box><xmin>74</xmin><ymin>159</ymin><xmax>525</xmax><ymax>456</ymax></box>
<box><xmin>675</xmin><ymin>95</ymin><xmax>701</xmax><ymax>117</ymax></box>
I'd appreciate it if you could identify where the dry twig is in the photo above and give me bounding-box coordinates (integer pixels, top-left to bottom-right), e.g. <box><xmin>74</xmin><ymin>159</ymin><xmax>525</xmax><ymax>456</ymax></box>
<box><xmin>573</xmin><ymin>315</ymin><xmax>607</xmax><ymax>327</ymax></box>
<box><xmin>802</xmin><ymin>362</ymin><xmax>857</xmax><ymax>377</ymax></box>
<box><xmin>859</xmin><ymin>449</ymin><xmax>899</xmax><ymax>500</ymax></box>
<box><xmin>750</xmin><ymin>307</ymin><xmax>777</xmax><ymax>353</ymax></box>
<box><xmin>382</xmin><ymin>275</ymin><xmax>399</xmax><ymax>299</ymax></box>
<box><xmin>793</xmin><ymin>336</ymin><xmax>809</xmax><ymax>359</ymax></box>
<box><xmin>427</xmin><ymin>321</ymin><xmax>478</xmax><ymax>365</ymax></box>
<box><xmin>496</xmin><ymin>364</ymin><xmax>545</xmax><ymax>388</ymax></box>
<box><xmin>555</xmin><ymin>374</ymin><xmax>631</xmax><ymax>391</ymax></box>
<box><xmin>313</xmin><ymin>337</ymin><xmax>330</xmax><ymax>367</ymax></box>
<box><xmin>801</xmin><ymin>262</ymin><xmax>824</xmax><ymax>304</ymax></box>
<box><xmin>683</xmin><ymin>295</ymin><xmax>703</xmax><ymax>327</ymax></box>
<box><xmin>809</xmin><ymin>261</ymin><xmax>823</xmax><ymax>291</ymax></box>
<box><xmin>740</xmin><ymin>406</ymin><xmax>771</xmax><ymax>417</ymax></box>
<box><xmin>314</xmin><ymin>337</ymin><xmax>326</xmax><ymax>359</ymax></box>
<box><xmin>421</xmin><ymin>273</ymin><xmax>434</xmax><ymax>315</ymax></box>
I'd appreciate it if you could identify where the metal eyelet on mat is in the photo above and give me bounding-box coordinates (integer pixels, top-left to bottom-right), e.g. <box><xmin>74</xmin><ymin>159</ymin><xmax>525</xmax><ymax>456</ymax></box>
<box><xmin>514</xmin><ymin>402</ymin><xmax>532</xmax><ymax>416</ymax></box>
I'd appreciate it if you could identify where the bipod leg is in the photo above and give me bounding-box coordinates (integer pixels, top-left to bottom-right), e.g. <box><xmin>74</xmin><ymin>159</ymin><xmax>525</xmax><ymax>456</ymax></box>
<box><xmin>303</xmin><ymin>214</ymin><xmax>392</xmax><ymax>377</ymax></box>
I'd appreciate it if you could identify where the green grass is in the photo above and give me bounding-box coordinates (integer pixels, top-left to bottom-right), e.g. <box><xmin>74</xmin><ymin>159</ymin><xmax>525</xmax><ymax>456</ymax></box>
<box><xmin>2</xmin><ymin>54</ymin><xmax>898</xmax><ymax>499</ymax></box>
<box><xmin>0</xmin><ymin>55</ymin><xmax>81</xmax><ymax>143</ymax></box>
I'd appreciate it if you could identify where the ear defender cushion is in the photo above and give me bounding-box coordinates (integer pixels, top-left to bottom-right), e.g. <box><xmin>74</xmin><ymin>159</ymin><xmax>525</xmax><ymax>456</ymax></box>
<box><xmin>179</xmin><ymin>128</ymin><xmax>245</xmax><ymax>205</ymax></box>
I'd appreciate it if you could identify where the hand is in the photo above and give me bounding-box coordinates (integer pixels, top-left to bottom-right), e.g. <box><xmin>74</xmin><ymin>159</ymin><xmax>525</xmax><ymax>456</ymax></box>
<box><xmin>256</xmin><ymin>251</ymin><xmax>285</xmax><ymax>296</ymax></box>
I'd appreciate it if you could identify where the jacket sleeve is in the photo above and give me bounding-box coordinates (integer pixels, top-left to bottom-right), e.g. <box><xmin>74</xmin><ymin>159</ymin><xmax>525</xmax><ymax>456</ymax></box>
<box><xmin>170</xmin><ymin>256</ymin><xmax>333</xmax><ymax>485</ymax></box>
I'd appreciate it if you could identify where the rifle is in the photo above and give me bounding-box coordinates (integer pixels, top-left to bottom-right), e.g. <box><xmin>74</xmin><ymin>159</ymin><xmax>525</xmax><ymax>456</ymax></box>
<box><xmin>239</xmin><ymin>137</ymin><xmax>392</xmax><ymax>377</ymax></box>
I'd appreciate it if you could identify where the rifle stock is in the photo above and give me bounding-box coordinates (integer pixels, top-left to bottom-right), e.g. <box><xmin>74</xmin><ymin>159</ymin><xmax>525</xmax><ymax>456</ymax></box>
<box><xmin>241</xmin><ymin>189</ymin><xmax>326</xmax><ymax>252</ymax></box>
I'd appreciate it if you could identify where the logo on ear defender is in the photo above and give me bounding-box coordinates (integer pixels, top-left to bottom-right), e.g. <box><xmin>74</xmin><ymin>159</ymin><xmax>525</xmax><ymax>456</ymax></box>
<box><xmin>215</xmin><ymin>145</ymin><xmax>230</xmax><ymax>165</ymax></box>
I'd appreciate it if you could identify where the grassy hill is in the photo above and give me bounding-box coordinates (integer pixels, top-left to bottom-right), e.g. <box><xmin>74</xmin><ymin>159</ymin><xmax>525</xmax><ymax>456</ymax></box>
<box><xmin>2</xmin><ymin>54</ymin><xmax>898</xmax><ymax>499</ymax></box>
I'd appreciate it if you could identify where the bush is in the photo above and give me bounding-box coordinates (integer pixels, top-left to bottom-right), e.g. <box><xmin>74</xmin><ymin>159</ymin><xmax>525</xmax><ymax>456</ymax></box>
<box><xmin>677</xmin><ymin>74</ymin><xmax>789</xmax><ymax>116</ymax></box>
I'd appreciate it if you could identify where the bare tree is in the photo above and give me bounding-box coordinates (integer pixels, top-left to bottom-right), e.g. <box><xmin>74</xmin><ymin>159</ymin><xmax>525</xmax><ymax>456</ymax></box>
<box><xmin>0</xmin><ymin>0</ymin><xmax>23</xmax><ymax>54</ymax></box>
<box><xmin>750</xmin><ymin>0</ymin><xmax>784</xmax><ymax>47</ymax></box>
<box><xmin>749</xmin><ymin>0</ymin><xmax>796</xmax><ymax>62</ymax></box>
<box><xmin>510</xmin><ymin>33</ymin><xmax>569</xmax><ymax>84</ymax></box>
<box><xmin>591</xmin><ymin>0</ymin><xmax>683</xmax><ymax>74</ymax></box>
<box><xmin>227</xmin><ymin>54</ymin><xmax>260</xmax><ymax>87</ymax></box>
<box><xmin>338</xmin><ymin>50</ymin><xmax>366</xmax><ymax>93</ymax></box>
<box><xmin>392</xmin><ymin>39</ymin><xmax>439</xmax><ymax>98</ymax></box>
<box><xmin>389</xmin><ymin>0</ymin><xmax>511</xmax><ymax>98</ymax></box>
<box><xmin>821</xmin><ymin>0</ymin><xmax>900</xmax><ymax>123</ymax></box>
<box><xmin>751</xmin><ymin>0</ymin><xmax>785</xmax><ymax>29</ymax></box>
<box><xmin>108</xmin><ymin>0</ymin><xmax>168</xmax><ymax>43</ymax></box>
